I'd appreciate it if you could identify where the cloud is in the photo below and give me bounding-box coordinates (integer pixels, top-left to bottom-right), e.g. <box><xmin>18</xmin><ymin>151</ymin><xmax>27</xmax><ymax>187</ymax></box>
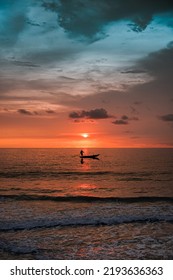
<box><xmin>112</xmin><ymin>115</ymin><xmax>129</xmax><ymax>125</ymax></box>
<box><xmin>43</xmin><ymin>0</ymin><xmax>173</xmax><ymax>40</ymax></box>
<box><xmin>0</xmin><ymin>75</ymin><xmax>77</xmax><ymax>96</ymax></box>
<box><xmin>125</xmin><ymin>42</ymin><xmax>173</xmax><ymax>105</ymax></box>
<box><xmin>121</xmin><ymin>69</ymin><xmax>146</xmax><ymax>74</ymax></box>
<box><xmin>18</xmin><ymin>109</ymin><xmax>33</xmax><ymax>115</ymax></box>
<box><xmin>0</xmin><ymin>0</ymin><xmax>29</xmax><ymax>47</ymax></box>
<box><xmin>159</xmin><ymin>114</ymin><xmax>173</xmax><ymax>122</ymax></box>
<box><xmin>45</xmin><ymin>109</ymin><xmax>56</xmax><ymax>114</ymax></box>
<box><xmin>24</xmin><ymin>46</ymin><xmax>82</xmax><ymax>65</ymax></box>
<box><xmin>112</xmin><ymin>119</ymin><xmax>128</xmax><ymax>125</ymax></box>
<box><xmin>136</xmin><ymin>41</ymin><xmax>173</xmax><ymax>81</ymax></box>
<box><xmin>121</xmin><ymin>115</ymin><xmax>129</xmax><ymax>120</ymax></box>
<box><xmin>0</xmin><ymin>14</ymin><xmax>27</xmax><ymax>47</ymax></box>
<box><xmin>12</xmin><ymin>60</ymin><xmax>40</xmax><ymax>68</ymax></box>
<box><xmin>69</xmin><ymin>108</ymin><xmax>111</xmax><ymax>119</ymax></box>
<box><xmin>17</xmin><ymin>108</ymin><xmax>57</xmax><ymax>116</ymax></box>
<box><xmin>112</xmin><ymin>115</ymin><xmax>139</xmax><ymax>125</ymax></box>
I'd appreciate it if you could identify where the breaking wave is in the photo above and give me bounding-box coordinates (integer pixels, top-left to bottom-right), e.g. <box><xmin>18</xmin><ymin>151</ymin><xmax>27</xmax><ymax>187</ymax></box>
<box><xmin>0</xmin><ymin>214</ymin><xmax>173</xmax><ymax>232</ymax></box>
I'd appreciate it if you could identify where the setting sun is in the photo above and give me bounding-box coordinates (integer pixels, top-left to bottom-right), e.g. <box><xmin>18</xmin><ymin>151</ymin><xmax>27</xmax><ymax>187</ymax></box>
<box><xmin>81</xmin><ymin>133</ymin><xmax>89</xmax><ymax>138</ymax></box>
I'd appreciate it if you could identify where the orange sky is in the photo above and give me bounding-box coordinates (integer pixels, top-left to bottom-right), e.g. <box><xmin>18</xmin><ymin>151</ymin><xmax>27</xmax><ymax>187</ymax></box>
<box><xmin>0</xmin><ymin>1</ymin><xmax>173</xmax><ymax>148</ymax></box>
<box><xmin>0</xmin><ymin>111</ymin><xmax>172</xmax><ymax>148</ymax></box>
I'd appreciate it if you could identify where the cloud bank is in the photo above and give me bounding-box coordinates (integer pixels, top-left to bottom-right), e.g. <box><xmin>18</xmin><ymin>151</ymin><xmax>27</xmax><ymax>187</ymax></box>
<box><xmin>43</xmin><ymin>0</ymin><xmax>173</xmax><ymax>40</ymax></box>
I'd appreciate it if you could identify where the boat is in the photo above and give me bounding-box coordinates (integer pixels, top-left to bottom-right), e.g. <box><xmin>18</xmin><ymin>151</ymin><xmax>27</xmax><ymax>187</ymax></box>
<box><xmin>80</xmin><ymin>154</ymin><xmax>100</xmax><ymax>159</ymax></box>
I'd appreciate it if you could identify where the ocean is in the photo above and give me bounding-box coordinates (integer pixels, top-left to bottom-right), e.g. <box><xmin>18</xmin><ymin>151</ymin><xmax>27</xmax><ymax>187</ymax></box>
<box><xmin>0</xmin><ymin>148</ymin><xmax>173</xmax><ymax>259</ymax></box>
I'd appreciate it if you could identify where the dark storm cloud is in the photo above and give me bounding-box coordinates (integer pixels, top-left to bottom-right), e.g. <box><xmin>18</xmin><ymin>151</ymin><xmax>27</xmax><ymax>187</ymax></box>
<box><xmin>69</xmin><ymin>108</ymin><xmax>111</xmax><ymax>119</ymax></box>
<box><xmin>121</xmin><ymin>43</ymin><xmax>173</xmax><ymax>107</ymax></box>
<box><xmin>121</xmin><ymin>41</ymin><xmax>173</xmax><ymax>93</ymax></box>
<box><xmin>43</xmin><ymin>0</ymin><xmax>173</xmax><ymax>40</ymax></box>
<box><xmin>137</xmin><ymin>42</ymin><xmax>173</xmax><ymax>81</ymax></box>
<box><xmin>159</xmin><ymin>114</ymin><xmax>173</xmax><ymax>122</ymax></box>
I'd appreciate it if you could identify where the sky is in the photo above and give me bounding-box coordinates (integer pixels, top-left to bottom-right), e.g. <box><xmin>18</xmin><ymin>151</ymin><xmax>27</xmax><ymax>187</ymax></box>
<box><xmin>0</xmin><ymin>0</ymin><xmax>173</xmax><ymax>148</ymax></box>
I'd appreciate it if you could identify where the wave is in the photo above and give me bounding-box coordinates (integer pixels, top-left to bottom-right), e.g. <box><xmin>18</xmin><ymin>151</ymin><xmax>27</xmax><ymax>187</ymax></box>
<box><xmin>0</xmin><ymin>170</ymin><xmax>110</xmax><ymax>177</ymax></box>
<box><xmin>0</xmin><ymin>194</ymin><xmax>173</xmax><ymax>203</ymax></box>
<box><xmin>0</xmin><ymin>214</ymin><xmax>173</xmax><ymax>232</ymax></box>
<box><xmin>0</xmin><ymin>241</ymin><xmax>38</xmax><ymax>255</ymax></box>
<box><xmin>0</xmin><ymin>170</ymin><xmax>158</xmax><ymax>178</ymax></box>
<box><xmin>1</xmin><ymin>170</ymin><xmax>172</xmax><ymax>185</ymax></box>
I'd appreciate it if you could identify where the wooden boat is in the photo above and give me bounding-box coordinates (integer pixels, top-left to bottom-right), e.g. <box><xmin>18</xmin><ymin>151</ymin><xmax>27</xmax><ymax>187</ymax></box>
<box><xmin>80</xmin><ymin>154</ymin><xmax>100</xmax><ymax>159</ymax></box>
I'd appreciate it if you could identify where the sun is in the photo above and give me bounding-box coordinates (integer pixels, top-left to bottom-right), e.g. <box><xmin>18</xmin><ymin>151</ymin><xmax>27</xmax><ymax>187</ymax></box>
<box><xmin>81</xmin><ymin>133</ymin><xmax>89</xmax><ymax>138</ymax></box>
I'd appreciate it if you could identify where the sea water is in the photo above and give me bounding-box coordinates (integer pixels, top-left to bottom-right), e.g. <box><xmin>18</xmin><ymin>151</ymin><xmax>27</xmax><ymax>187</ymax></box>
<box><xmin>0</xmin><ymin>148</ymin><xmax>173</xmax><ymax>259</ymax></box>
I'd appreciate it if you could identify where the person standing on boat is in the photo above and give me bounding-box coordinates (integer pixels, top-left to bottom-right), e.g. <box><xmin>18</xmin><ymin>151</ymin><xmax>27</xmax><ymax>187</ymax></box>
<box><xmin>80</xmin><ymin>150</ymin><xmax>84</xmax><ymax>156</ymax></box>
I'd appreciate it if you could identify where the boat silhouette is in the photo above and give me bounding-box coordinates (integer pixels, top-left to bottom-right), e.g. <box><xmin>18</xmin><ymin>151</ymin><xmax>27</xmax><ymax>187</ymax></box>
<box><xmin>80</xmin><ymin>154</ymin><xmax>100</xmax><ymax>159</ymax></box>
